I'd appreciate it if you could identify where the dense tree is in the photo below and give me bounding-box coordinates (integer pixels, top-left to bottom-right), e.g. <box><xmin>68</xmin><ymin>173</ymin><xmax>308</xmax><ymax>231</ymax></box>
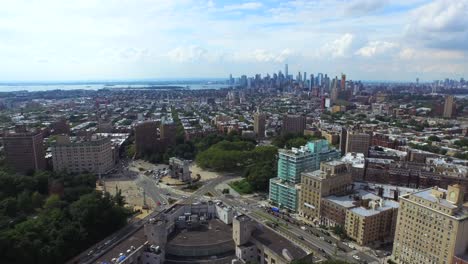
<box><xmin>0</xmin><ymin>169</ymin><xmax>131</xmax><ymax>264</ymax></box>
<box><xmin>455</xmin><ymin>138</ymin><xmax>468</xmax><ymax>148</ymax></box>
<box><xmin>428</xmin><ymin>135</ymin><xmax>441</xmax><ymax>142</ymax></box>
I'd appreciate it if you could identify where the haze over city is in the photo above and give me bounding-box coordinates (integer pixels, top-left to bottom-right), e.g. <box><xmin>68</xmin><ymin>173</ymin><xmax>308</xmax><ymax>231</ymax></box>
<box><xmin>1</xmin><ymin>0</ymin><xmax>467</xmax><ymax>82</ymax></box>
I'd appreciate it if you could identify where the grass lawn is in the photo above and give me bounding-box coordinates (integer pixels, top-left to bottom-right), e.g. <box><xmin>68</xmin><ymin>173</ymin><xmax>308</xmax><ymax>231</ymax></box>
<box><xmin>229</xmin><ymin>179</ymin><xmax>254</xmax><ymax>195</ymax></box>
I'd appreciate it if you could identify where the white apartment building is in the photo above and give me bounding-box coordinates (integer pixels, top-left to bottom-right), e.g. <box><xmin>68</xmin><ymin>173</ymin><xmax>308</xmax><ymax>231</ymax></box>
<box><xmin>52</xmin><ymin>135</ymin><xmax>114</xmax><ymax>174</ymax></box>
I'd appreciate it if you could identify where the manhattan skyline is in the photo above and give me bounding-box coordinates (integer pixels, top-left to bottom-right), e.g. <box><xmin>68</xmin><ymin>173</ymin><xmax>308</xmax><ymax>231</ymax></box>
<box><xmin>0</xmin><ymin>0</ymin><xmax>467</xmax><ymax>82</ymax></box>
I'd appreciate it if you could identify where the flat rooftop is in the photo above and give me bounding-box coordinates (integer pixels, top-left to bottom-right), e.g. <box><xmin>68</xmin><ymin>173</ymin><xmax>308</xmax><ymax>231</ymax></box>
<box><xmin>350</xmin><ymin>199</ymin><xmax>399</xmax><ymax>217</ymax></box>
<box><xmin>251</xmin><ymin>223</ymin><xmax>308</xmax><ymax>260</ymax></box>
<box><xmin>324</xmin><ymin>195</ymin><xmax>357</xmax><ymax>208</ymax></box>
<box><xmin>412</xmin><ymin>188</ymin><xmax>457</xmax><ymax>209</ymax></box>
<box><xmin>168</xmin><ymin>219</ymin><xmax>233</xmax><ymax>246</ymax></box>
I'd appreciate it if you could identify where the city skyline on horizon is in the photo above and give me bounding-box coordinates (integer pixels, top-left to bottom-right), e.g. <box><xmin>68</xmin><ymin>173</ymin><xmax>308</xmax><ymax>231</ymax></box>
<box><xmin>0</xmin><ymin>0</ymin><xmax>467</xmax><ymax>82</ymax></box>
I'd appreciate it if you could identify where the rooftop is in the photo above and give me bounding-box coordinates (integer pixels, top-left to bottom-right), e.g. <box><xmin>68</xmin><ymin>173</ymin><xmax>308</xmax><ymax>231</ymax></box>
<box><xmin>251</xmin><ymin>223</ymin><xmax>308</xmax><ymax>260</ymax></box>
<box><xmin>168</xmin><ymin>219</ymin><xmax>233</xmax><ymax>247</ymax></box>
<box><xmin>411</xmin><ymin>188</ymin><xmax>457</xmax><ymax>209</ymax></box>
<box><xmin>350</xmin><ymin>199</ymin><xmax>399</xmax><ymax>217</ymax></box>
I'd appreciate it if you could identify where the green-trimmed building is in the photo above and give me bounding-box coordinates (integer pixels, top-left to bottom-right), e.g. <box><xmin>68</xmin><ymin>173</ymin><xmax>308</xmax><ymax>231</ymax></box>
<box><xmin>269</xmin><ymin>140</ymin><xmax>340</xmax><ymax>211</ymax></box>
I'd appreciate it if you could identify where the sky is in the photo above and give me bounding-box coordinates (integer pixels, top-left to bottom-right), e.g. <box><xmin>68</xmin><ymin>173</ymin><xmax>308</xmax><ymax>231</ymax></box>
<box><xmin>0</xmin><ymin>0</ymin><xmax>467</xmax><ymax>82</ymax></box>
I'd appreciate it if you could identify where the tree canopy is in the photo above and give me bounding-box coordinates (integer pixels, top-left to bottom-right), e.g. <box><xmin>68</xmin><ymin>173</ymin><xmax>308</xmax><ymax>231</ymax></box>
<box><xmin>0</xmin><ymin>170</ymin><xmax>131</xmax><ymax>264</ymax></box>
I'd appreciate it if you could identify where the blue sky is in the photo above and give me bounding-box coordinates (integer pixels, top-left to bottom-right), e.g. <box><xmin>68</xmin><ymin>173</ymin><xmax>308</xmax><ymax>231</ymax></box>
<box><xmin>0</xmin><ymin>0</ymin><xmax>467</xmax><ymax>82</ymax></box>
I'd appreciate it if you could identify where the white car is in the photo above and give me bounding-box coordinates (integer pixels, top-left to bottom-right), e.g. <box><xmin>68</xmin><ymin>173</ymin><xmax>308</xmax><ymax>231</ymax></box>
<box><xmin>353</xmin><ymin>255</ymin><xmax>360</xmax><ymax>260</ymax></box>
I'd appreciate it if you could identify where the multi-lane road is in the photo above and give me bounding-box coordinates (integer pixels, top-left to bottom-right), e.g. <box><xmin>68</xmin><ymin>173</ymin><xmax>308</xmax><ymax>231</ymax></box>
<box><xmin>217</xmin><ymin>190</ymin><xmax>381</xmax><ymax>264</ymax></box>
<box><xmin>73</xmin><ymin>163</ymin><xmax>383</xmax><ymax>264</ymax></box>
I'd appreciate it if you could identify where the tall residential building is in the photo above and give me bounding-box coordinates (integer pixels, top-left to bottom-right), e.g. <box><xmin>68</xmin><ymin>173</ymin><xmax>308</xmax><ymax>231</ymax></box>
<box><xmin>346</xmin><ymin>131</ymin><xmax>371</xmax><ymax>157</ymax></box>
<box><xmin>282</xmin><ymin>114</ymin><xmax>306</xmax><ymax>135</ymax></box>
<box><xmin>2</xmin><ymin>129</ymin><xmax>46</xmax><ymax>173</ymax></box>
<box><xmin>50</xmin><ymin>118</ymin><xmax>70</xmax><ymax>135</ymax></box>
<box><xmin>160</xmin><ymin>120</ymin><xmax>177</xmax><ymax>146</ymax></box>
<box><xmin>299</xmin><ymin>161</ymin><xmax>352</xmax><ymax>222</ymax></box>
<box><xmin>443</xmin><ymin>95</ymin><xmax>454</xmax><ymax>118</ymax></box>
<box><xmin>392</xmin><ymin>185</ymin><xmax>468</xmax><ymax>264</ymax></box>
<box><xmin>134</xmin><ymin>120</ymin><xmax>159</xmax><ymax>156</ymax></box>
<box><xmin>253</xmin><ymin>112</ymin><xmax>266</xmax><ymax>138</ymax></box>
<box><xmin>51</xmin><ymin>135</ymin><xmax>114</xmax><ymax>174</ymax></box>
<box><xmin>269</xmin><ymin>140</ymin><xmax>340</xmax><ymax>211</ymax></box>
<box><xmin>340</xmin><ymin>127</ymin><xmax>347</xmax><ymax>156</ymax></box>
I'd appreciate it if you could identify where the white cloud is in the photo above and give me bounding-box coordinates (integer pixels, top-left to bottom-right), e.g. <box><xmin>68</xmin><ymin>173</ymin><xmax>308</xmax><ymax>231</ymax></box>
<box><xmin>398</xmin><ymin>48</ymin><xmax>416</xmax><ymax>60</ymax></box>
<box><xmin>355</xmin><ymin>41</ymin><xmax>399</xmax><ymax>57</ymax></box>
<box><xmin>224</xmin><ymin>2</ymin><xmax>263</xmax><ymax>11</ymax></box>
<box><xmin>321</xmin><ymin>33</ymin><xmax>355</xmax><ymax>58</ymax></box>
<box><xmin>406</xmin><ymin>0</ymin><xmax>468</xmax><ymax>50</ymax></box>
<box><xmin>166</xmin><ymin>46</ymin><xmax>208</xmax><ymax>63</ymax></box>
<box><xmin>344</xmin><ymin>0</ymin><xmax>388</xmax><ymax>16</ymax></box>
<box><xmin>231</xmin><ymin>48</ymin><xmax>295</xmax><ymax>63</ymax></box>
<box><xmin>399</xmin><ymin>47</ymin><xmax>465</xmax><ymax>60</ymax></box>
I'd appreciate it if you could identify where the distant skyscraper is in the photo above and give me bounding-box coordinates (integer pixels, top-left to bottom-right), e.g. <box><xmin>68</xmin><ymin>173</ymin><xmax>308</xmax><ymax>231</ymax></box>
<box><xmin>297</xmin><ymin>71</ymin><xmax>302</xmax><ymax>82</ymax></box>
<box><xmin>317</xmin><ymin>73</ymin><xmax>323</xmax><ymax>86</ymax></box>
<box><xmin>285</xmin><ymin>64</ymin><xmax>288</xmax><ymax>79</ymax></box>
<box><xmin>331</xmin><ymin>76</ymin><xmax>339</xmax><ymax>102</ymax></box>
<box><xmin>443</xmin><ymin>95</ymin><xmax>454</xmax><ymax>118</ymax></box>
<box><xmin>341</xmin><ymin>73</ymin><xmax>346</xmax><ymax>91</ymax></box>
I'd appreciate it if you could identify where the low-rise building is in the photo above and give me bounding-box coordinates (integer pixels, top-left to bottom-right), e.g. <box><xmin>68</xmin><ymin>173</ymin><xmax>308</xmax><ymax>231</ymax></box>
<box><xmin>168</xmin><ymin>157</ymin><xmax>192</xmax><ymax>182</ymax></box>
<box><xmin>344</xmin><ymin>196</ymin><xmax>399</xmax><ymax>246</ymax></box>
<box><xmin>233</xmin><ymin>214</ymin><xmax>313</xmax><ymax>264</ymax></box>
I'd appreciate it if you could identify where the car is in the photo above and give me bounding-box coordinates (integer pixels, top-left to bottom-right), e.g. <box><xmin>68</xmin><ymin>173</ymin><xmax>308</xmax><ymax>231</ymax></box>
<box><xmin>87</xmin><ymin>250</ymin><xmax>94</xmax><ymax>256</ymax></box>
<box><xmin>353</xmin><ymin>255</ymin><xmax>360</xmax><ymax>260</ymax></box>
<box><xmin>297</xmin><ymin>235</ymin><xmax>304</xmax><ymax>240</ymax></box>
<box><xmin>162</xmin><ymin>202</ymin><xmax>167</xmax><ymax>205</ymax></box>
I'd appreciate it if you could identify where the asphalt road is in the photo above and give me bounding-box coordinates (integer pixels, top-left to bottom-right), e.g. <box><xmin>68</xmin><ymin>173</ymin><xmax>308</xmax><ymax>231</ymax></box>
<box><xmin>72</xmin><ymin>165</ymin><xmax>381</xmax><ymax>264</ymax></box>
<box><xmin>219</xmin><ymin>194</ymin><xmax>381</xmax><ymax>264</ymax></box>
